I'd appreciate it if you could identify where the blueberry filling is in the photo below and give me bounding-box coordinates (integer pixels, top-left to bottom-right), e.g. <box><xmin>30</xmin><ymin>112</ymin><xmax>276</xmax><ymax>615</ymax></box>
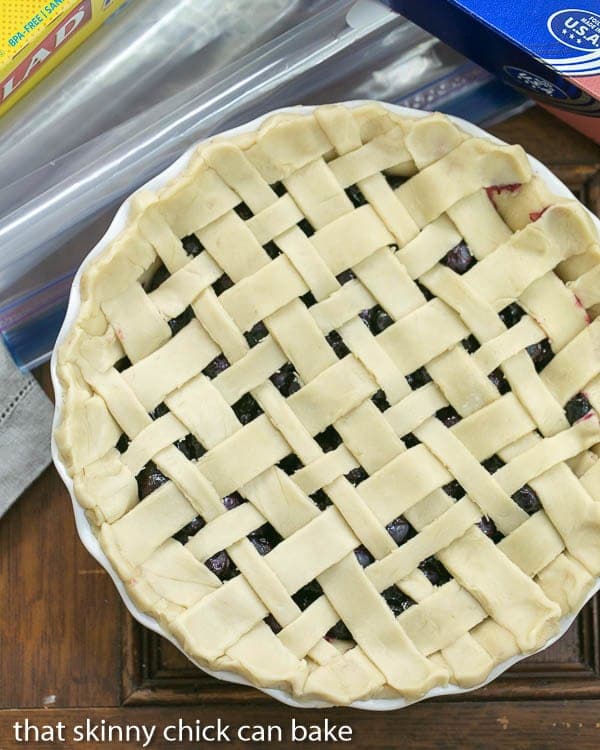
<box><xmin>372</xmin><ymin>389</ymin><xmax>391</xmax><ymax>412</ymax></box>
<box><xmin>173</xmin><ymin>515</ymin><xmax>205</xmax><ymax>545</ymax></box>
<box><xmin>116</xmin><ymin>433</ymin><xmax>130</xmax><ymax>453</ymax></box>
<box><xmin>248</xmin><ymin>523</ymin><xmax>282</xmax><ymax>556</ymax></box>
<box><xmin>232</xmin><ymin>393</ymin><xmax>263</xmax><ymax>425</ymax></box>
<box><xmin>310</xmin><ymin>489</ymin><xmax>332</xmax><ymax>511</ymax></box>
<box><xmin>175</xmin><ymin>433</ymin><xmax>206</xmax><ymax>460</ymax></box>
<box><xmin>406</xmin><ymin>366</ymin><xmax>432</xmax><ymax>390</ymax></box>
<box><xmin>436</xmin><ymin>406</ymin><xmax>461</xmax><ymax>428</ymax></box>
<box><xmin>462</xmin><ymin>335</ymin><xmax>480</xmax><ymax>354</ymax></box>
<box><xmin>526</xmin><ymin>339</ymin><xmax>554</xmax><ymax>372</ymax></box>
<box><xmin>264</xmin><ymin>240</ymin><xmax>281</xmax><ymax>260</ymax></box>
<box><xmin>482</xmin><ymin>454</ymin><xmax>505</xmax><ymax>474</ymax></box>
<box><xmin>264</xmin><ymin>614</ymin><xmax>282</xmax><ymax>634</ymax></box>
<box><xmin>202</xmin><ymin>354</ymin><xmax>230</xmax><ymax>379</ymax></box>
<box><xmin>499</xmin><ymin>302</ymin><xmax>525</xmax><ymax>328</ymax></box>
<box><xmin>512</xmin><ymin>485</ymin><xmax>541</xmax><ymax>515</ymax></box>
<box><xmin>234</xmin><ymin>202</ymin><xmax>253</xmax><ymax>220</ymax></box>
<box><xmin>271</xmin><ymin>181</ymin><xmax>286</xmax><ymax>197</ymax></box>
<box><xmin>149</xmin><ymin>402</ymin><xmax>169</xmax><ymax>420</ymax></box>
<box><xmin>477</xmin><ymin>516</ymin><xmax>504</xmax><ymax>543</ymax></box>
<box><xmin>419</xmin><ymin>557</ymin><xmax>452</xmax><ymax>586</ymax></box>
<box><xmin>440</xmin><ymin>242</ymin><xmax>476</xmax><ymax>274</ymax></box>
<box><xmin>354</xmin><ymin>545</ymin><xmax>375</xmax><ymax>568</ymax></box>
<box><xmin>489</xmin><ymin>367</ymin><xmax>511</xmax><ymax>395</ymax></box>
<box><xmin>386</xmin><ymin>516</ymin><xmax>414</xmax><ymax>546</ymax></box>
<box><xmin>137</xmin><ymin>462</ymin><xmax>169</xmax><ymax>500</ymax></box>
<box><xmin>168</xmin><ymin>305</ymin><xmax>194</xmax><ymax>336</ymax></box>
<box><xmin>300</xmin><ymin>291</ymin><xmax>317</xmax><ymax>308</ymax></box>
<box><xmin>345</xmin><ymin>184</ymin><xmax>368</xmax><ymax>208</ymax></box>
<box><xmin>315</xmin><ymin>425</ymin><xmax>342</xmax><ymax>453</ymax></box>
<box><xmin>327</xmin><ymin>620</ymin><xmax>353</xmax><ymax>641</ymax></box>
<box><xmin>181</xmin><ymin>233</ymin><xmax>203</xmax><ymax>257</ymax></box>
<box><xmin>565</xmin><ymin>393</ymin><xmax>592</xmax><ymax>425</ymax></box>
<box><xmin>326</xmin><ymin>330</ymin><xmax>350</xmax><ymax>359</ymax></box>
<box><xmin>385</xmin><ymin>174</ymin><xmax>407</xmax><ymax>190</ymax></box>
<box><xmin>244</xmin><ymin>321</ymin><xmax>268</xmax><ymax>348</ymax></box>
<box><xmin>147</xmin><ymin>263</ymin><xmax>170</xmax><ymax>292</ymax></box>
<box><xmin>298</xmin><ymin>218</ymin><xmax>315</xmax><ymax>237</ymax></box>
<box><xmin>336</xmin><ymin>269</ymin><xmax>356</xmax><ymax>285</ymax></box>
<box><xmin>114</xmin><ymin>356</ymin><xmax>132</xmax><ymax>372</ymax></box>
<box><xmin>402</xmin><ymin>433</ymin><xmax>420</xmax><ymax>449</ymax></box>
<box><xmin>443</xmin><ymin>480</ymin><xmax>466</xmax><ymax>499</ymax></box>
<box><xmin>223</xmin><ymin>492</ymin><xmax>245</xmax><ymax>510</ymax></box>
<box><xmin>270</xmin><ymin>362</ymin><xmax>301</xmax><ymax>397</ymax></box>
<box><xmin>345</xmin><ymin>467</ymin><xmax>369</xmax><ymax>486</ymax></box>
<box><xmin>278</xmin><ymin>453</ymin><xmax>303</xmax><ymax>476</ymax></box>
<box><xmin>381</xmin><ymin>585</ymin><xmax>415</xmax><ymax>616</ymax></box>
<box><xmin>293</xmin><ymin>579</ymin><xmax>323</xmax><ymax>610</ymax></box>
<box><xmin>416</xmin><ymin>281</ymin><xmax>434</xmax><ymax>301</ymax></box>
<box><xmin>359</xmin><ymin>305</ymin><xmax>394</xmax><ymax>335</ymax></box>
<box><xmin>205</xmin><ymin>550</ymin><xmax>238</xmax><ymax>581</ymax></box>
<box><xmin>212</xmin><ymin>273</ymin><xmax>234</xmax><ymax>296</ymax></box>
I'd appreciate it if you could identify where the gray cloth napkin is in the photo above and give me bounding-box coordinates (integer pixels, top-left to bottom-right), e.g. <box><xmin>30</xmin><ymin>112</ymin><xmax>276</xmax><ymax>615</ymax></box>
<box><xmin>0</xmin><ymin>341</ymin><xmax>53</xmax><ymax>516</ymax></box>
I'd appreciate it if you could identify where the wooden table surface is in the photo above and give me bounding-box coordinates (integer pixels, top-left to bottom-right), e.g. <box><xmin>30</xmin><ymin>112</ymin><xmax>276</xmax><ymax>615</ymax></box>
<box><xmin>2</xmin><ymin>106</ymin><xmax>600</xmax><ymax>750</ymax></box>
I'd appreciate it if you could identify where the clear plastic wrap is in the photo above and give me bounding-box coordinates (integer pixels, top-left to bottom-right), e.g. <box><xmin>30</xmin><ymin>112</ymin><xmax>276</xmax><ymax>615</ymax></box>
<box><xmin>0</xmin><ymin>0</ymin><xmax>527</xmax><ymax>369</ymax></box>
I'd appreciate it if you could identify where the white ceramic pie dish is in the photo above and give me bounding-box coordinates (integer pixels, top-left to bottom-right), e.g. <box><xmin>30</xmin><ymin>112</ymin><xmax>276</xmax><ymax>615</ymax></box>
<box><xmin>50</xmin><ymin>101</ymin><xmax>600</xmax><ymax>710</ymax></box>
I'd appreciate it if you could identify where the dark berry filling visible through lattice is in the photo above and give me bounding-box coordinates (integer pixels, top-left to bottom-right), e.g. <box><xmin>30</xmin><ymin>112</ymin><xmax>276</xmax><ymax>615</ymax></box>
<box><xmin>345</xmin><ymin>467</ymin><xmax>369</xmax><ymax>486</ymax></box>
<box><xmin>232</xmin><ymin>393</ymin><xmax>263</xmax><ymax>425</ymax></box>
<box><xmin>386</xmin><ymin>516</ymin><xmax>415</xmax><ymax>546</ymax></box>
<box><xmin>278</xmin><ymin>453</ymin><xmax>303</xmax><ymax>476</ymax></box>
<box><xmin>223</xmin><ymin>492</ymin><xmax>246</xmax><ymax>510</ymax></box>
<box><xmin>381</xmin><ymin>585</ymin><xmax>415</xmax><ymax>617</ymax></box>
<box><xmin>168</xmin><ymin>305</ymin><xmax>195</xmax><ymax>336</ymax></box>
<box><xmin>298</xmin><ymin>218</ymin><xmax>315</xmax><ymax>237</ymax></box>
<box><xmin>462</xmin><ymin>335</ymin><xmax>480</xmax><ymax>354</ymax></box>
<box><xmin>310</xmin><ymin>489</ymin><xmax>332</xmax><ymax>511</ymax></box>
<box><xmin>173</xmin><ymin>515</ymin><xmax>205</xmax><ymax>545</ymax></box>
<box><xmin>512</xmin><ymin>485</ymin><xmax>541</xmax><ymax>515</ymax></box>
<box><xmin>174</xmin><ymin>433</ymin><xmax>206</xmax><ymax>460</ymax></box>
<box><xmin>488</xmin><ymin>367</ymin><xmax>511</xmax><ymax>395</ymax></box>
<box><xmin>416</xmin><ymin>281</ymin><xmax>434</xmax><ymax>301</ymax></box>
<box><xmin>270</xmin><ymin>362</ymin><xmax>301</xmax><ymax>397</ymax></box>
<box><xmin>436</xmin><ymin>405</ymin><xmax>461</xmax><ymax>428</ymax></box>
<box><xmin>336</xmin><ymin>269</ymin><xmax>356</xmax><ymax>285</ymax></box>
<box><xmin>326</xmin><ymin>330</ymin><xmax>350</xmax><ymax>359</ymax></box>
<box><xmin>234</xmin><ymin>202</ymin><xmax>253</xmax><ymax>220</ymax></box>
<box><xmin>114</xmin><ymin>355</ymin><xmax>132</xmax><ymax>372</ymax></box>
<box><xmin>314</xmin><ymin>425</ymin><xmax>342</xmax><ymax>453</ymax></box>
<box><xmin>359</xmin><ymin>305</ymin><xmax>394</xmax><ymax>335</ymax></box>
<box><xmin>202</xmin><ymin>354</ymin><xmax>230</xmax><ymax>379</ymax></box>
<box><xmin>264</xmin><ymin>240</ymin><xmax>281</xmax><ymax>260</ymax></box>
<box><xmin>205</xmin><ymin>550</ymin><xmax>239</xmax><ymax>581</ymax></box>
<box><xmin>248</xmin><ymin>523</ymin><xmax>283</xmax><ymax>556</ymax></box>
<box><xmin>402</xmin><ymin>433</ymin><xmax>420</xmax><ymax>449</ymax></box>
<box><xmin>565</xmin><ymin>393</ymin><xmax>592</xmax><ymax>425</ymax></box>
<box><xmin>499</xmin><ymin>302</ymin><xmax>526</xmax><ymax>328</ymax></box>
<box><xmin>527</xmin><ymin>339</ymin><xmax>554</xmax><ymax>372</ymax></box>
<box><xmin>345</xmin><ymin>184</ymin><xmax>368</xmax><ymax>208</ymax></box>
<box><xmin>270</xmin><ymin>181</ymin><xmax>286</xmax><ymax>197</ymax></box>
<box><xmin>482</xmin><ymin>454</ymin><xmax>505</xmax><ymax>474</ymax></box>
<box><xmin>419</xmin><ymin>556</ymin><xmax>452</xmax><ymax>586</ymax></box>
<box><xmin>385</xmin><ymin>174</ymin><xmax>407</xmax><ymax>190</ymax></box>
<box><xmin>443</xmin><ymin>480</ymin><xmax>466</xmax><ymax>499</ymax></box>
<box><xmin>440</xmin><ymin>242</ymin><xmax>476</xmax><ymax>274</ymax></box>
<box><xmin>406</xmin><ymin>366</ymin><xmax>432</xmax><ymax>390</ymax></box>
<box><xmin>147</xmin><ymin>262</ymin><xmax>170</xmax><ymax>292</ymax></box>
<box><xmin>212</xmin><ymin>273</ymin><xmax>234</xmax><ymax>296</ymax></box>
<box><xmin>478</xmin><ymin>516</ymin><xmax>504</xmax><ymax>543</ymax></box>
<box><xmin>372</xmin><ymin>389</ymin><xmax>391</xmax><ymax>412</ymax></box>
<box><xmin>244</xmin><ymin>321</ymin><xmax>268</xmax><ymax>348</ymax></box>
<box><xmin>149</xmin><ymin>402</ymin><xmax>169</xmax><ymax>420</ymax></box>
<box><xmin>181</xmin><ymin>233</ymin><xmax>204</xmax><ymax>257</ymax></box>
<box><xmin>116</xmin><ymin>433</ymin><xmax>130</xmax><ymax>453</ymax></box>
<box><xmin>137</xmin><ymin>461</ymin><xmax>169</xmax><ymax>500</ymax></box>
<box><xmin>354</xmin><ymin>545</ymin><xmax>375</xmax><ymax>568</ymax></box>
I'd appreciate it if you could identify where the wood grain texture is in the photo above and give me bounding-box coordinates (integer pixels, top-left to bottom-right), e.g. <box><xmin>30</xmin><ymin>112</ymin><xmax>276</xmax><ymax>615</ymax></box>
<box><xmin>2</xmin><ymin>105</ymin><xmax>600</xmax><ymax>749</ymax></box>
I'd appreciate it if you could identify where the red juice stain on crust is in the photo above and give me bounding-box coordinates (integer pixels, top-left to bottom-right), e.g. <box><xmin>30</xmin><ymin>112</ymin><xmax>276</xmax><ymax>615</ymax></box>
<box><xmin>574</xmin><ymin>293</ymin><xmax>592</xmax><ymax>324</ymax></box>
<box><xmin>486</xmin><ymin>183</ymin><xmax>521</xmax><ymax>207</ymax></box>
<box><xmin>529</xmin><ymin>206</ymin><xmax>549</xmax><ymax>222</ymax></box>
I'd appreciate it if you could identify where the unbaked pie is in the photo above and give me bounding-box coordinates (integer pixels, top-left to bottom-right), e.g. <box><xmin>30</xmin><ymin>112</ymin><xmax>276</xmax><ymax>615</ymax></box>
<box><xmin>55</xmin><ymin>103</ymin><xmax>600</xmax><ymax>705</ymax></box>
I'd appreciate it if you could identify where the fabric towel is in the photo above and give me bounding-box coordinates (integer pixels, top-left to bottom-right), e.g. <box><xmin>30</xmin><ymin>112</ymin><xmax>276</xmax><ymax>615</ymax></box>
<box><xmin>0</xmin><ymin>341</ymin><xmax>53</xmax><ymax>516</ymax></box>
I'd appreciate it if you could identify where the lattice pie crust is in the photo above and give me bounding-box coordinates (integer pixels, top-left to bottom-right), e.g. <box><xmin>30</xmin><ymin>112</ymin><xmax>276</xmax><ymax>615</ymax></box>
<box><xmin>55</xmin><ymin>103</ymin><xmax>600</xmax><ymax>705</ymax></box>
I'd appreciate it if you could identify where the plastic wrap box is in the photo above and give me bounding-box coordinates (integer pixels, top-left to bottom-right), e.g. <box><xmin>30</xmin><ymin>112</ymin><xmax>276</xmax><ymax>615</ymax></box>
<box><xmin>0</xmin><ymin>0</ymin><xmax>129</xmax><ymax>116</ymax></box>
<box><xmin>390</xmin><ymin>1</ymin><xmax>600</xmax><ymax>142</ymax></box>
